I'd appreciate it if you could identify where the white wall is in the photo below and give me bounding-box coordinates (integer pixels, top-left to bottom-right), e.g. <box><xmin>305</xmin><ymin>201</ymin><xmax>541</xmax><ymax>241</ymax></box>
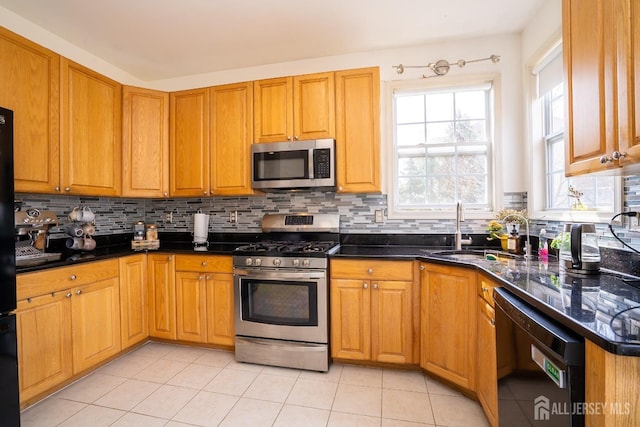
<box><xmin>0</xmin><ymin>5</ymin><xmax>526</xmax><ymax>194</ymax></box>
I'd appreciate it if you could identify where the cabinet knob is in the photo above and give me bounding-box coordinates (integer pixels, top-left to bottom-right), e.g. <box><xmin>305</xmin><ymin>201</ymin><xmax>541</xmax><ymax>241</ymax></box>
<box><xmin>198</xmin><ymin>275</ymin><xmax>203</xmax><ymax>281</ymax></box>
<box><xmin>481</xmin><ymin>287</ymin><xmax>489</xmax><ymax>293</ymax></box>
<box><xmin>54</xmin><ymin>186</ymin><xmax>60</xmax><ymax>192</ymax></box>
<box><xmin>203</xmin><ymin>191</ymin><xmax>208</xmax><ymax>195</ymax></box>
<box><xmin>600</xmin><ymin>155</ymin><xmax>613</xmax><ymax>164</ymax></box>
<box><xmin>294</xmin><ymin>136</ymin><xmax>299</xmax><ymax>141</ymax></box>
<box><xmin>206</xmin><ymin>275</ymin><xmax>210</xmax><ymax>280</ymax></box>
<box><xmin>287</xmin><ymin>136</ymin><xmax>291</xmax><ymax>141</ymax></box>
<box><xmin>612</xmin><ymin>150</ymin><xmax>627</xmax><ymax>161</ymax></box>
<box><xmin>490</xmin><ymin>319</ymin><xmax>495</xmax><ymax>326</ymax></box>
<box><xmin>167</xmin><ymin>256</ymin><xmax>172</xmax><ymax>261</ymax></box>
<box><xmin>27</xmin><ymin>297</ymin><xmax>32</xmax><ymax>303</ymax></box>
<box><xmin>65</xmin><ymin>187</ymin><xmax>71</xmax><ymax>192</ymax></box>
<box><xmin>373</xmin><ymin>283</ymin><xmax>378</xmax><ymax>289</ymax></box>
<box><xmin>420</xmin><ymin>265</ymin><xmax>425</xmax><ymax>271</ymax></box>
<box><xmin>70</xmin><ymin>274</ymin><xmax>77</xmax><ymax>281</ymax></box>
<box><xmin>66</xmin><ymin>292</ymin><xmax>72</xmax><ymax>298</ymax></box>
<box><xmin>76</xmin><ymin>290</ymin><xmax>82</xmax><ymax>295</ymax></box>
<box><xmin>367</xmin><ymin>268</ymin><xmax>373</xmax><ymax>274</ymax></box>
<box><xmin>201</xmin><ymin>261</ymin><xmax>207</xmax><ymax>267</ymax></box>
<box><xmin>363</xmin><ymin>283</ymin><xmax>368</xmax><ymax>289</ymax></box>
<box><xmin>163</xmin><ymin>192</ymin><xmax>168</xmax><ymax>197</ymax></box>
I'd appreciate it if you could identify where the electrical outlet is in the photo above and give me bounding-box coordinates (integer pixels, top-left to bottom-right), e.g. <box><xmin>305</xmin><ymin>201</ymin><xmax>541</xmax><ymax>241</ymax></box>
<box><xmin>374</xmin><ymin>209</ymin><xmax>384</xmax><ymax>223</ymax></box>
<box><xmin>629</xmin><ymin>318</ymin><xmax>640</xmax><ymax>340</ymax></box>
<box><xmin>628</xmin><ymin>211</ymin><xmax>640</xmax><ymax>232</ymax></box>
<box><xmin>230</xmin><ymin>211</ymin><xmax>238</xmax><ymax>223</ymax></box>
<box><xmin>164</xmin><ymin>212</ymin><xmax>172</xmax><ymax>223</ymax></box>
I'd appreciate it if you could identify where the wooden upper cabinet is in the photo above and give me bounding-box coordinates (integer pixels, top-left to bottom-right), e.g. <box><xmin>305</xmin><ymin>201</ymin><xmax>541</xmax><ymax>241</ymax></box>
<box><xmin>0</xmin><ymin>27</ymin><xmax>61</xmax><ymax>194</ymax></box>
<box><xmin>60</xmin><ymin>58</ymin><xmax>122</xmax><ymax>196</ymax></box>
<box><xmin>170</xmin><ymin>88</ymin><xmax>210</xmax><ymax>197</ymax></box>
<box><xmin>335</xmin><ymin>67</ymin><xmax>381</xmax><ymax>193</ymax></box>
<box><xmin>210</xmin><ymin>82</ymin><xmax>255</xmax><ymax>196</ymax></box>
<box><xmin>122</xmin><ymin>86</ymin><xmax>169</xmax><ymax>197</ymax></box>
<box><xmin>254</xmin><ymin>72</ymin><xmax>335</xmax><ymax>143</ymax></box>
<box><xmin>293</xmin><ymin>72</ymin><xmax>335</xmax><ymax>141</ymax></box>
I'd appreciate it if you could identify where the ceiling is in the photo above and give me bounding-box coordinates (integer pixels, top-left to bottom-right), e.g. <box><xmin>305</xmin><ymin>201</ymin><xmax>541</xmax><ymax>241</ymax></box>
<box><xmin>0</xmin><ymin>0</ymin><xmax>545</xmax><ymax>81</ymax></box>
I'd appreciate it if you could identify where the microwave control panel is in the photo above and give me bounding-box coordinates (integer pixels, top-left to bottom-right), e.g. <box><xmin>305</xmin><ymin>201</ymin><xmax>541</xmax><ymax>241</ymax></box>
<box><xmin>314</xmin><ymin>149</ymin><xmax>332</xmax><ymax>178</ymax></box>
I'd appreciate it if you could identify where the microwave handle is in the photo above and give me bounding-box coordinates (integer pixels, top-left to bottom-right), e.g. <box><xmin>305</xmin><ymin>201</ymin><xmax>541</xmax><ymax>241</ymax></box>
<box><xmin>308</xmin><ymin>149</ymin><xmax>315</xmax><ymax>179</ymax></box>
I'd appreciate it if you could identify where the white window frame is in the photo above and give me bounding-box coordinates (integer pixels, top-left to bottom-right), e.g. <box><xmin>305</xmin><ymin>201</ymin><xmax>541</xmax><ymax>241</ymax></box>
<box><xmin>385</xmin><ymin>74</ymin><xmax>502</xmax><ymax>220</ymax></box>
<box><xmin>527</xmin><ymin>42</ymin><xmax>622</xmax><ymax>223</ymax></box>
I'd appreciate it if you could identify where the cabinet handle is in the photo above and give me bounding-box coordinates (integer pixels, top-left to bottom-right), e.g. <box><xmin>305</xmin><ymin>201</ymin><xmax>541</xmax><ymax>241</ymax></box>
<box><xmin>490</xmin><ymin>319</ymin><xmax>495</xmax><ymax>326</ymax></box>
<box><xmin>481</xmin><ymin>287</ymin><xmax>489</xmax><ymax>293</ymax></box>
<box><xmin>363</xmin><ymin>283</ymin><xmax>368</xmax><ymax>289</ymax></box>
<box><xmin>70</xmin><ymin>274</ymin><xmax>77</xmax><ymax>281</ymax></box>
<box><xmin>51</xmin><ymin>292</ymin><xmax>55</xmax><ymax>297</ymax></box>
<box><xmin>600</xmin><ymin>155</ymin><xmax>613</xmax><ymax>164</ymax></box>
<box><xmin>206</xmin><ymin>275</ymin><xmax>210</xmax><ymax>280</ymax></box>
<box><xmin>612</xmin><ymin>150</ymin><xmax>627</xmax><ymax>161</ymax></box>
<box><xmin>54</xmin><ymin>186</ymin><xmax>60</xmax><ymax>192</ymax></box>
<box><xmin>66</xmin><ymin>292</ymin><xmax>72</xmax><ymax>298</ymax></box>
<box><xmin>373</xmin><ymin>283</ymin><xmax>378</xmax><ymax>289</ymax></box>
<box><xmin>294</xmin><ymin>136</ymin><xmax>299</xmax><ymax>141</ymax></box>
<box><xmin>167</xmin><ymin>256</ymin><xmax>172</xmax><ymax>261</ymax></box>
<box><xmin>203</xmin><ymin>191</ymin><xmax>208</xmax><ymax>195</ymax></box>
<box><xmin>163</xmin><ymin>192</ymin><xmax>168</xmax><ymax>197</ymax></box>
<box><xmin>64</xmin><ymin>187</ymin><xmax>71</xmax><ymax>192</ymax></box>
<box><xmin>27</xmin><ymin>297</ymin><xmax>32</xmax><ymax>303</ymax></box>
<box><xmin>201</xmin><ymin>261</ymin><xmax>207</xmax><ymax>267</ymax></box>
<box><xmin>287</xmin><ymin>136</ymin><xmax>291</xmax><ymax>141</ymax></box>
<box><xmin>76</xmin><ymin>290</ymin><xmax>81</xmax><ymax>295</ymax></box>
<box><xmin>367</xmin><ymin>268</ymin><xmax>373</xmax><ymax>274</ymax></box>
<box><xmin>420</xmin><ymin>265</ymin><xmax>425</xmax><ymax>270</ymax></box>
<box><xmin>198</xmin><ymin>276</ymin><xmax>203</xmax><ymax>281</ymax></box>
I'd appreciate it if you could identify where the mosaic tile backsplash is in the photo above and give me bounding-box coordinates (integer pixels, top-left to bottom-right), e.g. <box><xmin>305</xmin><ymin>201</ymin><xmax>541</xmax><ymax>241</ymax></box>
<box><xmin>15</xmin><ymin>173</ymin><xmax>640</xmax><ymax>251</ymax></box>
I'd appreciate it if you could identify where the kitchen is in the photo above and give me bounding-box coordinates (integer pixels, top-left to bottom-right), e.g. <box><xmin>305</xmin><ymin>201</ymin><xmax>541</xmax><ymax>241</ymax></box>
<box><xmin>1</xmin><ymin>0</ymin><xmax>640</xmax><ymax>426</ymax></box>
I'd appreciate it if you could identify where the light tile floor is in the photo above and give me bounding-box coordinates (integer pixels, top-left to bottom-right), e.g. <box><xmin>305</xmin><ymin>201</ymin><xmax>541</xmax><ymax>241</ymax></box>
<box><xmin>20</xmin><ymin>342</ymin><xmax>490</xmax><ymax>427</ymax></box>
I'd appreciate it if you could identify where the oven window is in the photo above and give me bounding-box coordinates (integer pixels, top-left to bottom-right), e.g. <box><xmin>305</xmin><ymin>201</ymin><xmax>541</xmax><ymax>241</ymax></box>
<box><xmin>254</xmin><ymin>150</ymin><xmax>309</xmax><ymax>181</ymax></box>
<box><xmin>241</xmin><ymin>279</ymin><xmax>318</xmax><ymax>326</ymax></box>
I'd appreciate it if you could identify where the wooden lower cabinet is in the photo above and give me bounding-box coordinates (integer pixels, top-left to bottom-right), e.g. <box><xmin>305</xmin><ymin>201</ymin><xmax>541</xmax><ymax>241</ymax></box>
<box><xmin>71</xmin><ymin>278</ymin><xmax>121</xmax><ymax>374</ymax></box>
<box><xmin>420</xmin><ymin>262</ymin><xmax>477</xmax><ymax>390</ymax></box>
<box><xmin>175</xmin><ymin>255</ymin><xmax>234</xmax><ymax>346</ymax></box>
<box><xmin>148</xmin><ymin>253</ymin><xmax>177</xmax><ymax>339</ymax></box>
<box><xmin>476</xmin><ymin>297</ymin><xmax>498</xmax><ymax>427</ymax></box>
<box><xmin>330</xmin><ymin>259</ymin><xmax>415</xmax><ymax>364</ymax></box>
<box><xmin>119</xmin><ymin>254</ymin><xmax>149</xmax><ymax>349</ymax></box>
<box><xmin>585</xmin><ymin>339</ymin><xmax>640</xmax><ymax>426</ymax></box>
<box><xmin>15</xmin><ymin>291</ymin><xmax>72</xmax><ymax>404</ymax></box>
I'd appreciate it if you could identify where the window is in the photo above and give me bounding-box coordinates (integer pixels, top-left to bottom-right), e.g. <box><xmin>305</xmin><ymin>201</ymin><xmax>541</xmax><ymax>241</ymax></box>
<box><xmin>530</xmin><ymin>44</ymin><xmax>620</xmax><ymax>221</ymax></box>
<box><xmin>389</xmin><ymin>80</ymin><xmax>495</xmax><ymax>217</ymax></box>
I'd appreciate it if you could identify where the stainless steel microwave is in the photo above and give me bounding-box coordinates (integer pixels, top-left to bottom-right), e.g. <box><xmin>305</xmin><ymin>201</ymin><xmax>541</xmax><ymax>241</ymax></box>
<box><xmin>251</xmin><ymin>139</ymin><xmax>335</xmax><ymax>191</ymax></box>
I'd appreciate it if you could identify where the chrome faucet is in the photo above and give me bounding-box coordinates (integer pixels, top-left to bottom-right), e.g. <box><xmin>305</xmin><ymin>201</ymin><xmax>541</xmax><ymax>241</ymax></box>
<box><xmin>454</xmin><ymin>201</ymin><xmax>473</xmax><ymax>250</ymax></box>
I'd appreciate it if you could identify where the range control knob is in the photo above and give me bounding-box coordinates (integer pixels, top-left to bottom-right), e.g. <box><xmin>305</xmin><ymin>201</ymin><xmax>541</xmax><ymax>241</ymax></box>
<box><xmin>302</xmin><ymin>259</ymin><xmax>310</xmax><ymax>267</ymax></box>
<box><xmin>273</xmin><ymin>258</ymin><xmax>281</xmax><ymax>267</ymax></box>
<box><xmin>255</xmin><ymin>258</ymin><xmax>262</xmax><ymax>266</ymax></box>
<box><xmin>245</xmin><ymin>258</ymin><xmax>253</xmax><ymax>266</ymax></box>
<box><xmin>292</xmin><ymin>259</ymin><xmax>300</xmax><ymax>267</ymax></box>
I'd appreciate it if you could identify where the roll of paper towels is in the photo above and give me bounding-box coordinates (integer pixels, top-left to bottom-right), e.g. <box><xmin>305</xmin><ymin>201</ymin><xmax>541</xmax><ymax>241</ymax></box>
<box><xmin>194</xmin><ymin>212</ymin><xmax>210</xmax><ymax>242</ymax></box>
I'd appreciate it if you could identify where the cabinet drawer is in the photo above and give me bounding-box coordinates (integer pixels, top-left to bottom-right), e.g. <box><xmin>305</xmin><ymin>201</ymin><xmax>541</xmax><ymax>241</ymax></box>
<box><xmin>478</xmin><ymin>273</ymin><xmax>500</xmax><ymax>307</ymax></box>
<box><xmin>17</xmin><ymin>259</ymin><xmax>119</xmax><ymax>300</ymax></box>
<box><xmin>330</xmin><ymin>259</ymin><xmax>413</xmax><ymax>281</ymax></box>
<box><xmin>478</xmin><ymin>296</ymin><xmax>495</xmax><ymax>320</ymax></box>
<box><xmin>175</xmin><ymin>255</ymin><xmax>232</xmax><ymax>273</ymax></box>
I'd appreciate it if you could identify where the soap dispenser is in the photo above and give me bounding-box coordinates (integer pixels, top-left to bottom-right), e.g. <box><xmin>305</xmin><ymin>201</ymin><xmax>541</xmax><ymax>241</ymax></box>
<box><xmin>507</xmin><ymin>223</ymin><xmax>520</xmax><ymax>254</ymax></box>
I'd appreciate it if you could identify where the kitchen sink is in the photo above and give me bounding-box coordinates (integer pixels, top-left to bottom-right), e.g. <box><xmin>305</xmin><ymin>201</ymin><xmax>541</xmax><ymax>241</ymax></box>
<box><xmin>424</xmin><ymin>249</ymin><xmax>523</xmax><ymax>261</ymax></box>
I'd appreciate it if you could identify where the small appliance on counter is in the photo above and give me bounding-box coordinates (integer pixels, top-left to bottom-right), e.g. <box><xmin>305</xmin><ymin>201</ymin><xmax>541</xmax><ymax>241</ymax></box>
<box><xmin>559</xmin><ymin>223</ymin><xmax>601</xmax><ymax>275</ymax></box>
<box><xmin>15</xmin><ymin>207</ymin><xmax>62</xmax><ymax>266</ymax></box>
<box><xmin>131</xmin><ymin>221</ymin><xmax>160</xmax><ymax>251</ymax></box>
<box><xmin>66</xmin><ymin>206</ymin><xmax>97</xmax><ymax>252</ymax></box>
<box><xmin>193</xmin><ymin>210</ymin><xmax>210</xmax><ymax>251</ymax></box>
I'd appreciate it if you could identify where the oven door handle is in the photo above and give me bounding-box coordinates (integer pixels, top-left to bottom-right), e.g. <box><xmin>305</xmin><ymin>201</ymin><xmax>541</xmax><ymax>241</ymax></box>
<box><xmin>234</xmin><ymin>269</ymin><xmax>325</xmax><ymax>280</ymax></box>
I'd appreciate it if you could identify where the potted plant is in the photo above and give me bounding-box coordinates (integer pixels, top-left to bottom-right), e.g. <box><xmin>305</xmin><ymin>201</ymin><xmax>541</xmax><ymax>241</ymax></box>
<box><xmin>487</xmin><ymin>209</ymin><xmax>528</xmax><ymax>251</ymax></box>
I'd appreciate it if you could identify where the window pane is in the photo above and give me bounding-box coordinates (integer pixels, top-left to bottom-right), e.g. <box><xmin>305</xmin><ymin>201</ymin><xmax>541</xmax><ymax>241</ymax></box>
<box><xmin>398</xmin><ymin>157</ymin><xmax>426</xmax><ymax>177</ymax></box>
<box><xmin>549</xmin><ymin>139</ymin><xmax>564</xmax><ymax>172</ymax></box>
<box><xmin>426</xmin><ymin>122</ymin><xmax>452</xmax><ymax>144</ymax></box>
<box><xmin>456</xmin><ymin>150</ymin><xmax>487</xmax><ymax>174</ymax></box>
<box><xmin>398</xmin><ymin>177</ymin><xmax>426</xmax><ymax>204</ymax></box>
<box><xmin>425</xmin><ymin>93</ymin><xmax>453</xmax><ymax>121</ymax></box>
<box><xmin>455</xmin><ymin>91</ymin><xmax>486</xmax><ymax>119</ymax></box>
<box><xmin>427</xmin><ymin>176</ymin><xmax>456</xmax><ymax>204</ymax></box>
<box><xmin>458</xmin><ymin>175</ymin><xmax>487</xmax><ymax>204</ymax></box>
<box><xmin>455</xmin><ymin>120</ymin><xmax>486</xmax><ymax>142</ymax></box>
<box><xmin>397</xmin><ymin>123</ymin><xmax>426</xmax><ymax>146</ymax></box>
<box><xmin>426</xmin><ymin>152</ymin><xmax>454</xmax><ymax>175</ymax></box>
<box><xmin>550</xmin><ymin>97</ymin><xmax>564</xmax><ymax>134</ymax></box>
<box><xmin>396</xmin><ymin>95</ymin><xmax>425</xmax><ymax>124</ymax></box>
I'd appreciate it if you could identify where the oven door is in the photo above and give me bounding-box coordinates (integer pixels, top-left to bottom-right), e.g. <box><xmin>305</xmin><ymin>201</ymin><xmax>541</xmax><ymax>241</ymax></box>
<box><xmin>234</xmin><ymin>268</ymin><xmax>327</xmax><ymax>343</ymax></box>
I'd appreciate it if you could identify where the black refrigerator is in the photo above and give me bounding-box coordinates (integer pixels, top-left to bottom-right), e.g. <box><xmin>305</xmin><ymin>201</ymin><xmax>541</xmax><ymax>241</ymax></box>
<box><xmin>0</xmin><ymin>107</ymin><xmax>20</xmax><ymax>427</ymax></box>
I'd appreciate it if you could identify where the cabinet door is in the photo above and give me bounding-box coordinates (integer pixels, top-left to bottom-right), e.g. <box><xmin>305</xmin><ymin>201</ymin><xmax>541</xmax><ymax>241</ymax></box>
<box><xmin>60</xmin><ymin>58</ymin><xmax>122</xmax><ymax>196</ymax></box>
<box><xmin>330</xmin><ymin>278</ymin><xmax>370</xmax><ymax>360</ymax></box>
<box><xmin>176</xmin><ymin>272</ymin><xmax>208</xmax><ymax>343</ymax></box>
<box><xmin>16</xmin><ymin>292</ymin><xmax>72</xmax><ymax>404</ymax></box>
<box><xmin>148</xmin><ymin>254</ymin><xmax>176</xmax><ymax>339</ymax></box>
<box><xmin>71</xmin><ymin>278</ymin><xmax>121</xmax><ymax>374</ymax></box>
<box><xmin>476</xmin><ymin>298</ymin><xmax>498</xmax><ymax>427</ymax></box>
<box><xmin>210</xmin><ymin>82</ymin><xmax>255</xmax><ymax>195</ymax></box>
<box><xmin>170</xmin><ymin>88</ymin><xmax>210</xmax><ymax>196</ymax></box>
<box><xmin>421</xmin><ymin>263</ymin><xmax>477</xmax><ymax>390</ymax></box>
<box><xmin>0</xmin><ymin>27</ymin><xmax>60</xmax><ymax>194</ymax></box>
<box><xmin>371</xmin><ymin>280</ymin><xmax>413</xmax><ymax>364</ymax></box>
<box><xmin>563</xmin><ymin>0</ymin><xmax>618</xmax><ymax>175</ymax></box>
<box><xmin>335</xmin><ymin>67</ymin><xmax>381</xmax><ymax>192</ymax></box>
<box><xmin>253</xmin><ymin>77</ymin><xmax>293</xmax><ymax>143</ymax></box>
<box><xmin>122</xmin><ymin>86</ymin><xmax>170</xmax><ymax>197</ymax></box>
<box><xmin>119</xmin><ymin>255</ymin><xmax>149</xmax><ymax>349</ymax></box>
<box><xmin>293</xmin><ymin>72</ymin><xmax>335</xmax><ymax>140</ymax></box>
<box><xmin>206</xmin><ymin>273</ymin><xmax>235</xmax><ymax>346</ymax></box>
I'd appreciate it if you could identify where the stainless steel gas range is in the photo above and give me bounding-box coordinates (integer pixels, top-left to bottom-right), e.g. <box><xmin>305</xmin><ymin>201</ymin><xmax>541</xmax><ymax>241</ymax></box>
<box><xmin>233</xmin><ymin>213</ymin><xmax>340</xmax><ymax>372</ymax></box>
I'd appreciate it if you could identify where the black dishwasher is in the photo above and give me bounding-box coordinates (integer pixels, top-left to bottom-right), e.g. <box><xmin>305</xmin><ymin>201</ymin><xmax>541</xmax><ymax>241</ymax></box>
<box><xmin>494</xmin><ymin>287</ymin><xmax>585</xmax><ymax>426</ymax></box>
